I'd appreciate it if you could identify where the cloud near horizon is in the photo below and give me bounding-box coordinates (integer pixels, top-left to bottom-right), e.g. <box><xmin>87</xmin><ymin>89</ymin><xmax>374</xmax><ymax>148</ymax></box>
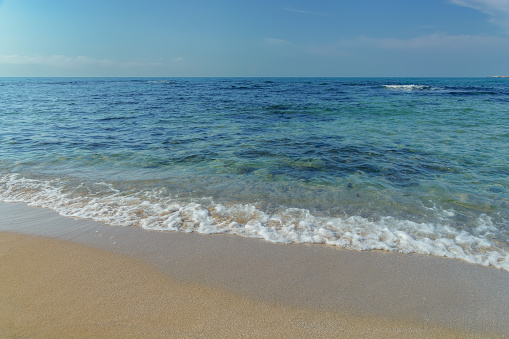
<box><xmin>303</xmin><ymin>32</ymin><xmax>509</xmax><ymax>76</ymax></box>
<box><xmin>0</xmin><ymin>55</ymin><xmax>164</xmax><ymax>68</ymax></box>
<box><xmin>358</xmin><ymin>33</ymin><xmax>509</xmax><ymax>50</ymax></box>
<box><xmin>308</xmin><ymin>33</ymin><xmax>509</xmax><ymax>55</ymax></box>
<box><xmin>306</xmin><ymin>32</ymin><xmax>509</xmax><ymax>75</ymax></box>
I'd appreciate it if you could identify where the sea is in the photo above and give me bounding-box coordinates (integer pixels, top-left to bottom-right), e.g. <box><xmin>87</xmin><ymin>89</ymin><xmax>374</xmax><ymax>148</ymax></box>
<box><xmin>1</xmin><ymin>77</ymin><xmax>508</xmax><ymax>270</ymax></box>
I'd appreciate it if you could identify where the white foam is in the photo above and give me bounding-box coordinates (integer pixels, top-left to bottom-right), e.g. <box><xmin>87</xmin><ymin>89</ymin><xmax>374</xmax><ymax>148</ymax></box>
<box><xmin>1</xmin><ymin>173</ymin><xmax>508</xmax><ymax>271</ymax></box>
<box><xmin>383</xmin><ymin>84</ymin><xmax>433</xmax><ymax>91</ymax></box>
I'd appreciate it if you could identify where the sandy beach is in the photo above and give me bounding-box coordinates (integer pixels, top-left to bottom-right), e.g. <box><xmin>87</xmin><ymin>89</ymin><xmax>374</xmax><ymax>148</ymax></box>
<box><xmin>1</xmin><ymin>202</ymin><xmax>508</xmax><ymax>338</ymax></box>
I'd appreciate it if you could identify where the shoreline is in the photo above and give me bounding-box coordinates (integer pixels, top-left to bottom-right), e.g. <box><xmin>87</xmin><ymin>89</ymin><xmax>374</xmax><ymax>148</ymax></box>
<box><xmin>1</xmin><ymin>202</ymin><xmax>508</xmax><ymax>337</ymax></box>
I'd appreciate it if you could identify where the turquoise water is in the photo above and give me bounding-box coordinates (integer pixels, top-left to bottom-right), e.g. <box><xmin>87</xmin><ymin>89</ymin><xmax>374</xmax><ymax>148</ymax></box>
<box><xmin>1</xmin><ymin>77</ymin><xmax>508</xmax><ymax>269</ymax></box>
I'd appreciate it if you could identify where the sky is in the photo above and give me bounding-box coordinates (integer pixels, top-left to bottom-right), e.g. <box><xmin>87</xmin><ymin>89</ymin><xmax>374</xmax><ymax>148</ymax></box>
<box><xmin>1</xmin><ymin>0</ymin><xmax>509</xmax><ymax>77</ymax></box>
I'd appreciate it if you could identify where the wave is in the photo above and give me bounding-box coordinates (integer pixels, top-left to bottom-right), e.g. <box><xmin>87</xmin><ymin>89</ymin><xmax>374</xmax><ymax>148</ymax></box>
<box><xmin>1</xmin><ymin>173</ymin><xmax>508</xmax><ymax>271</ymax></box>
<box><xmin>383</xmin><ymin>84</ymin><xmax>434</xmax><ymax>91</ymax></box>
<box><xmin>146</xmin><ymin>80</ymin><xmax>175</xmax><ymax>84</ymax></box>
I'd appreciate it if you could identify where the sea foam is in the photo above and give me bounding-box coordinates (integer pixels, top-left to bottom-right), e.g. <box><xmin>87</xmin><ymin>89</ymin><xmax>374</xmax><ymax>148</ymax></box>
<box><xmin>383</xmin><ymin>84</ymin><xmax>434</xmax><ymax>91</ymax></box>
<box><xmin>1</xmin><ymin>173</ymin><xmax>508</xmax><ymax>271</ymax></box>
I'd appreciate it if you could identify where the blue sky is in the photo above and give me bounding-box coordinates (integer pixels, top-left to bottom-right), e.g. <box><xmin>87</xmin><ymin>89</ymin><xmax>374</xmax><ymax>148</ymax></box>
<box><xmin>1</xmin><ymin>0</ymin><xmax>508</xmax><ymax>76</ymax></box>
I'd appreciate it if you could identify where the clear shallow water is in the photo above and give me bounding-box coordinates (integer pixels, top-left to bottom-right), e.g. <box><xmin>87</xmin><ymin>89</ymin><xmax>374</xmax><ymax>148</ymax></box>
<box><xmin>1</xmin><ymin>77</ymin><xmax>508</xmax><ymax>269</ymax></box>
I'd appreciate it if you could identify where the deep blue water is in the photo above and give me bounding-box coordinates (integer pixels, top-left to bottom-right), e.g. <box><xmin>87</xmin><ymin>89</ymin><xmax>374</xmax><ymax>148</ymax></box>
<box><xmin>1</xmin><ymin>77</ymin><xmax>508</xmax><ymax>269</ymax></box>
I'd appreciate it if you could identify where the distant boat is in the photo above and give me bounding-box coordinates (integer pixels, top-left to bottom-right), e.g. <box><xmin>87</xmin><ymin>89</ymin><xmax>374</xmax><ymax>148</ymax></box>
<box><xmin>491</xmin><ymin>75</ymin><xmax>509</xmax><ymax>78</ymax></box>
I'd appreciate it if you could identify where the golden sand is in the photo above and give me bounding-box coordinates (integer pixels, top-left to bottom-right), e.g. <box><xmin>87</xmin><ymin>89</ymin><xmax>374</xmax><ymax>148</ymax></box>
<box><xmin>0</xmin><ymin>231</ymin><xmax>470</xmax><ymax>338</ymax></box>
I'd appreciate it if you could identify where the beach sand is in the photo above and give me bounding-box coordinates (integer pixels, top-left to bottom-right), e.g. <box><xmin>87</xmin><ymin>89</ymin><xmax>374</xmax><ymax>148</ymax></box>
<box><xmin>1</xmin><ymin>202</ymin><xmax>508</xmax><ymax>338</ymax></box>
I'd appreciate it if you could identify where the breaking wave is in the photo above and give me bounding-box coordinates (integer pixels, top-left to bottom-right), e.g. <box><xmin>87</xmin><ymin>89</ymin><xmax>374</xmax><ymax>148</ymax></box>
<box><xmin>1</xmin><ymin>173</ymin><xmax>508</xmax><ymax>271</ymax></box>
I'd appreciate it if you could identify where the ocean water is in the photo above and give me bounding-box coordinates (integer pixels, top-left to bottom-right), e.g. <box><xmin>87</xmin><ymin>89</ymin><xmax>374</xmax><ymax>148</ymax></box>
<box><xmin>1</xmin><ymin>77</ymin><xmax>508</xmax><ymax>269</ymax></box>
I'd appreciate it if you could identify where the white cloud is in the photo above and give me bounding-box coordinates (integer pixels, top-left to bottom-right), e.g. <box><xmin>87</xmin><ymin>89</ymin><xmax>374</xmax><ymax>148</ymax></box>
<box><xmin>0</xmin><ymin>55</ymin><xmax>111</xmax><ymax>67</ymax></box>
<box><xmin>0</xmin><ymin>55</ymin><xmax>163</xmax><ymax>68</ymax></box>
<box><xmin>451</xmin><ymin>0</ymin><xmax>509</xmax><ymax>13</ymax></box>
<box><xmin>450</xmin><ymin>0</ymin><xmax>509</xmax><ymax>32</ymax></box>
<box><xmin>358</xmin><ymin>33</ymin><xmax>509</xmax><ymax>50</ymax></box>
<box><xmin>283</xmin><ymin>7</ymin><xmax>325</xmax><ymax>16</ymax></box>
<box><xmin>307</xmin><ymin>33</ymin><xmax>509</xmax><ymax>58</ymax></box>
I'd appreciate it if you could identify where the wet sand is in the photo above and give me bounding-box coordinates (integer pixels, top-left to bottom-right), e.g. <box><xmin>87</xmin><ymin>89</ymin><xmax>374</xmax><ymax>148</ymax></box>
<box><xmin>1</xmin><ymin>202</ymin><xmax>508</xmax><ymax>337</ymax></box>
